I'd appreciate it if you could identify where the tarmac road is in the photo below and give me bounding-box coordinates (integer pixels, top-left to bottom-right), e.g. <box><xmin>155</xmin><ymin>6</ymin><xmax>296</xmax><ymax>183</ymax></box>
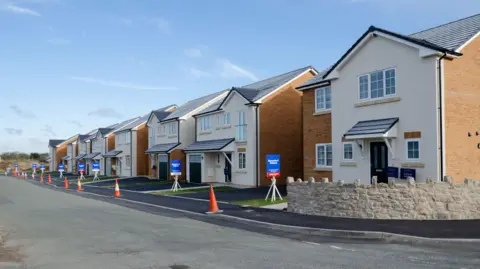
<box><xmin>1</xmin><ymin>176</ymin><xmax>480</xmax><ymax>269</ymax></box>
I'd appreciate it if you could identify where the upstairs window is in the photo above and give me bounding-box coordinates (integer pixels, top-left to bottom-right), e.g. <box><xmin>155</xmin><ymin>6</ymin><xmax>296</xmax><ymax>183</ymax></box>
<box><xmin>359</xmin><ymin>68</ymin><xmax>396</xmax><ymax>100</ymax></box>
<box><xmin>217</xmin><ymin>112</ymin><xmax>231</xmax><ymax>126</ymax></box>
<box><xmin>315</xmin><ymin>87</ymin><xmax>332</xmax><ymax>112</ymax></box>
<box><xmin>200</xmin><ymin>116</ymin><xmax>211</xmax><ymax>131</ymax></box>
<box><xmin>168</xmin><ymin>122</ymin><xmax>177</xmax><ymax>135</ymax></box>
<box><xmin>236</xmin><ymin>111</ymin><xmax>247</xmax><ymax>141</ymax></box>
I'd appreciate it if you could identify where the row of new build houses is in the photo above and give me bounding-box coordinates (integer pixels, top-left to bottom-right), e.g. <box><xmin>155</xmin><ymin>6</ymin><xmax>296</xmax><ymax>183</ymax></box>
<box><xmin>48</xmin><ymin>14</ymin><xmax>480</xmax><ymax>186</ymax></box>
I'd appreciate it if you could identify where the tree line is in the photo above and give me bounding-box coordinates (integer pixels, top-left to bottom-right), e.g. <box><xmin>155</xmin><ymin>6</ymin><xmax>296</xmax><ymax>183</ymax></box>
<box><xmin>0</xmin><ymin>152</ymin><xmax>49</xmax><ymax>161</ymax></box>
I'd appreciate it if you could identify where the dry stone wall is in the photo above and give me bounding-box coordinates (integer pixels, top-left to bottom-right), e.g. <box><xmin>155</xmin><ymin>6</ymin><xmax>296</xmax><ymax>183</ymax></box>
<box><xmin>287</xmin><ymin>177</ymin><xmax>480</xmax><ymax>220</ymax></box>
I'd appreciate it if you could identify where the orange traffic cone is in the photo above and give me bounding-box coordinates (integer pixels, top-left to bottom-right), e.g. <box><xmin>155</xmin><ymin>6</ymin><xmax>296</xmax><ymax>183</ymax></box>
<box><xmin>40</xmin><ymin>175</ymin><xmax>43</xmax><ymax>183</ymax></box>
<box><xmin>64</xmin><ymin>177</ymin><xmax>69</xmax><ymax>189</ymax></box>
<box><xmin>77</xmin><ymin>178</ymin><xmax>83</xmax><ymax>191</ymax></box>
<box><xmin>114</xmin><ymin>179</ymin><xmax>121</xmax><ymax>197</ymax></box>
<box><xmin>48</xmin><ymin>174</ymin><xmax>52</xmax><ymax>184</ymax></box>
<box><xmin>206</xmin><ymin>184</ymin><xmax>222</xmax><ymax>214</ymax></box>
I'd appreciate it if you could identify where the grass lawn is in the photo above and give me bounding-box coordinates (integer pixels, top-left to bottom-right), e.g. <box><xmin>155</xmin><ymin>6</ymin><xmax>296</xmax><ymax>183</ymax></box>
<box><xmin>153</xmin><ymin>186</ymin><xmax>235</xmax><ymax>196</ymax></box>
<box><xmin>231</xmin><ymin>197</ymin><xmax>288</xmax><ymax>207</ymax></box>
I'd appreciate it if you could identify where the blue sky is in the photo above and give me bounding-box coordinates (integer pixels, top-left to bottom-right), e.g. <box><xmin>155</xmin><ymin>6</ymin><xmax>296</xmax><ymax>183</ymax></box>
<box><xmin>0</xmin><ymin>0</ymin><xmax>478</xmax><ymax>153</ymax></box>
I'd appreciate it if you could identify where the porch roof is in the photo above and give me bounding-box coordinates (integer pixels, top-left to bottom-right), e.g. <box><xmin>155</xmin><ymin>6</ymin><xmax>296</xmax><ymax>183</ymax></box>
<box><xmin>61</xmin><ymin>156</ymin><xmax>70</xmax><ymax>161</ymax></box>
<box><xmin>103</xmin><ymin>150</ymin><xmax>122</xmax><ymax>157</ymax></box>
<box><xmin>145</xmin><ymin>143</ymin><xmax>180</xmax><ymax>154</ymax></box>
<box><xmin>184</xmin><ymin>138</ymin><xmax>235</xmax><ymax>152</ymax></box>
<box><xmin>76</xmin><ymin>154</ymin><xmax>87</xmax><ymax>160</ymax></box>
<box><xmin>344</xmin><ymin>117</ymin><xmax>399</xmax><ymax>139</ymax></box>
<box><xmin>84</xmin><ymin>152</ymin><xmax>101</xmax><ymax>159</ymax></box>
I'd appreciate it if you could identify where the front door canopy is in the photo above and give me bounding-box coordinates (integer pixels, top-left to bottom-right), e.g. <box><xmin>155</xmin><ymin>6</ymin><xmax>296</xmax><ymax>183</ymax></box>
<box><xmin>103</xmin><ymin>150</ymin><xmax>122</xmax><ymax>157</ymax></box>
<box><xmin>145</xmin><ymin>143</ymin><xmax>180</xmax><ymax>154</ymax></box>
<box><xmin>184</xmin><ymin>138</ymin><xmax>235</xmax><ymax>152</ymax></box>
<box><xmin>343</xmin><ymin>117</ymin><xmax>399</xmax><ymax>140</ymax></box>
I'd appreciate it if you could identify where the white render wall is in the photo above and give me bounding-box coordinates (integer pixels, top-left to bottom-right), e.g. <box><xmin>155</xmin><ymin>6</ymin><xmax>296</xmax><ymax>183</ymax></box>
<box><xmin>49</xmin><ymin>147</ymin><xmax>55</xmax><ymax>172</ymax></box>
<box><xmin>90</xmin><ymin>132</ymin><xmax>105</xmax><ymax>175</ymax></box>
<box><xmin>115</xmin><ymin>131</ymin><xmax>132</xmax><ymax>177</ymax></box>
<box><xmin>196</xmin><ymin>92</ymin><xmax>257</xmax><ymax>186</ymax></box>
<box><xmin>131</xmin><ymin>130</ymin><xmax>138</xmax><ymax>176</ymax></box>
<box><xmin>331</xmin><ymin>36</ymin><xmax>440</xmax><ymax>184</ymax></box>
<box><xmin>67</xmin><ymin>144</ymin><xmax>73</xmax><ymax>172</ymax></box>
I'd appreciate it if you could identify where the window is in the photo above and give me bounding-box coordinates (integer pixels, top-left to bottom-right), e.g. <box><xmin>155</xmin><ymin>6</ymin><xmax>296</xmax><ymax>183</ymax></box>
<box><xmin>156</xmin><ymin>126</ymin><xmax>161</xmax><ymax>134</ymax></box>
<box><xmin>125</xmin><ymin>156</ymin><xmax>130</xmax><ymax>166</ymax></box>
<box><xmin>406</xmin><ymin>139</ymin><xmax>420</xmax><ymax>161</ymax></box>
<box><xmin>315</xmin><ymin>87</ymin><xmax>332</xmax><ymax>111</ymax></box>
<box><xmin>359</xmin><ymin>68</ymin><xmax>396</xmax><ymax>100</ymax></box>
<box><xmin>236</xmin><ymin>111</ymin><xmax>247</xmax><ymax>141</ymax></box>
<box><xmin>217</xmin><ymin>112</ymin><xmax>231</xmax><ymax>126</ymax></box>
<box><xmin>125</xmin><ymin>133</ymin><xmax>131</xmax><ymax>144</ymax></box>
<box><xmin>149</xmin><ymin>128</ymin><xmax>154</xmax><ymax>146</ymax></box>
<box><xmin>343</xmin><ymin>142</ymin><xmax>354</xmax><ymax>161</ymax></box>
<box><xmin>238</xmin><ymin>152</ymin><xmax>246</xmax><ymax>169</ymax></box>
<box><xmin>200</xmin><ymin>116</ymin><xmax>211</xmax><ymax>131</ymax></box>
<box><xmin>168</xmin><ymin>122</ymin><xmax>177</xmax><ymax>135</ymax></box>
<box><xmin>316</xmin><ymin>143</ymin><xmax>332</xmax><ymax>167</ymax></box>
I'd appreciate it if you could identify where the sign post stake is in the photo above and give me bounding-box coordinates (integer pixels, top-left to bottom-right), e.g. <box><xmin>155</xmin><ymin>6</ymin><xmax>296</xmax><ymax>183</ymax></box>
<box><xmin>78</xmin><ymin>163</ymin><xmax>85</xmax><ymax>180</ymax></box>
<box><xmin>265</xmin><ymin>176</ymin><xmax>282</xmax><ymax>202</ymax></box>
<box><xmin>265</xmin><ymin>154</ymin><xmax>282</xmax><ymax>202</ymax></box>
<box><xmin>40</xmin><ymin>164</ymin><xmax>45</xmax><ymax>177</ymax></box>
<box><xmin>170</xmin><ymin>160</ymin><xmax>182</xmax><ymax>192</ymax></box>
<box><xmin>32</xmin><ymin>164</ymin><xmax>37</xmax><ymax>177</ymax></box>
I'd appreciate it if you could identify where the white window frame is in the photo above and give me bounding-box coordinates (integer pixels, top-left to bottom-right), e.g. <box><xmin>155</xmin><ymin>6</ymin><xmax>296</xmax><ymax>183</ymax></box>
<box><xmin>315</xmin><ymin>86</ymin><xmax>332</xmax><ymax>112</ymax></box>
<box><xmin>238</xmin><ymin>152</ymin><xmax>246</xmax><ymax>170</ymax></box>
<box><xmin>358</xmin><ymin>68</ymin><xmax>396</xmax><ymax>101</ymax></box>
<box><xmin>200</xmin><ymin>116</ymin><xmax>211</xmax><ymax>131</ymax></box>
<box><xmin>315</xmin><ymin>143</ymin><xmax>332</xmax><ymax>168</ymax></box>
<box><xmin>217</xmin><ymin>112</ymin><xmax>231</xmax><ymax>126</ymax></box>
<box><xmin>405</xmin><ymin>138</ymin><xmax>420</xmax><ymax>161</ymax></box>
<box><xmin>125</xmin><ymin>133</ymin><xmax>131</xmax><ymax>144</ymax></box>
<box><xmin>125</xmin><ymin>155</ymin><xmax>131</xmax><ymax>167</ymax></box>
<box><xmin>168</xmin><ymin>122</ymin><xmax>177</xmax><ymax>135</ymax></box>
<box><xmin>236</xmin><ymin>111</ymin><xmax>247</xmax><ymax>141</ymax></box>
<box><xmin>342</xmin><ymin>142</ymin><xmax>354</xmax><ymax>161</ymax></box>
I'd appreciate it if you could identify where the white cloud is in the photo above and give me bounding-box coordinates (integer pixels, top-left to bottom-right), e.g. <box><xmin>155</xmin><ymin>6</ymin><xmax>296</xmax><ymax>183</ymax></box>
<box><xmin>184</xmin><ymin>48</ymin><xmax>202</xmax><ymax>58</ymax></box>
<box><xmin>2</xmin><ymin>3</ymin><xmax>40</xmax><ymax>16</ymax></box>
<box><xmin>8</xmin><ymin>105</ymin><xmax>36</xmax><ymax>119</ymax></box>
<box><xmin>218</xmin><ymin>59</ymin><xmax>258</xmax><ymax>82</ymax></box>
<box><xmin>71</xmin><ymin>76</ymin><xmax>176</xmax><ymax>91</ymax></box>
<box><xmin>149</xmin><ymin>17</ymin><xmax>170</xmax><ymax>33</ymax></box>
<box><xmin>41</xmin><ymin>125</ymin><xmax>56</xmax><ymax>136</ymax></box>
<box><xmin>4</xmin><ymin>128</ymin><xmax>23</xmax><ymax>136</ymax></box>
<box><xmin>189</xmin><ymin>67</ymin><xmax>211</xmax><ymax>78</ymax></box>
<box><xmin>48</xmin><ymin>37</ymin><xmax>70</xmax><ymax>45</ymax></box>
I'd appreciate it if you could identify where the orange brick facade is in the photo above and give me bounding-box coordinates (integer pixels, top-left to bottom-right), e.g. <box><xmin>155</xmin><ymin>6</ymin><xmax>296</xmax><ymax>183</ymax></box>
<box><xmin>56</xmin><ymin>144</ymin><xmax>67</xmax><ymax>171</ymax></box>
<box><xmin>135</xmin><ymin>126</ymin><xmax>149</xmax><ymax>176</ymax></box>
<box><xmin>170</xmin><ymin>149</ymin><xmax>186</xmax><ymax>181</ymax></box>
<box><xmin>301</xmin><ymin>88</ymin><xmax>333</xmax><ymax>181</ymax></box>
<box><xmin>259</xmin><ymin>70</ymin><xmax>315</xmax><ymax>186</ymax></box>
<box><xmin>147</xmin><ymin>154</ymin><xmax>157</xmax><ymax>178</ymax></box>
<box><xmin>444</xmin><ymin>36</ymin><xmax>480</xmax><ymax>182</ymax></box>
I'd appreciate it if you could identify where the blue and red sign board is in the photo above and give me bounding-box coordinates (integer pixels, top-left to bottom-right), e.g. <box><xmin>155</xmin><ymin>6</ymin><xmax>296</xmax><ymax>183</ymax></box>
<box><xmin>58</xmin><ymin>164</ymin><xmax>64</xmax><ymax>172</ymax></box>
<box><xmin>32</xmin><ymin>163</ymin><xmax>37</xmax><ymax>169</ymax></box>
<box><xmin>170</xmin><ymin>160</ymin><xmax>181</xmax><ymax>175</ymax></box>
<box><xmin>78</xmin><ymin>163</ymin><xmax>85</xmax><ymax>172</ymax></box>
<box><xmin>266</xmin><ymin>154</ymin><xmax>280</xmax><ymax>178</ymax></box>
<box><xmin>40</xmin><ymin>164</ymin><xmax>45</xmax><ymax>169</ymax></box>
<box><xmin>14</xmin><ymin>164</ymin><xmax>18</xmax><ymax>168</ymax></box>
<box><xmin>92</xmin><ymin>162</ymin><xmax>100</xmax><ymax>171</ymax></box>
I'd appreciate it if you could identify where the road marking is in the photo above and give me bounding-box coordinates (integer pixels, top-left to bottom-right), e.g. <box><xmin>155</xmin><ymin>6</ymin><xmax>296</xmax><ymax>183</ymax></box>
<box><xmin>330</xmin><ymin>245</ymin><xmax>355</xmax><ymax>251</ymax></box>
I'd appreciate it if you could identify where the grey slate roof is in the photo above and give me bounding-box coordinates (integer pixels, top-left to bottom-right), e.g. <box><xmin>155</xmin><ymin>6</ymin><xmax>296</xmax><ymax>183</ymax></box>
<box><xmin>410</xmin><ymin>14</ymin><xmax>480</xmax><ymax>51</ymax></box>
<box><xmin>145</xmin><ymin>143</ymin><xmax>180</xmax><ymax>153</ymax></box>
<box><xmin>84</xmin><ymin>152</ymin><xmax>100</xmax><ymax>159</ymax></box>
<box><xmin>184</xmin><ymin>138</ymin><xmax>235</xmax><ymax>152</ymax></box>
<box><xmin>239</xmin><ymin>66</ymin><xmax>314</xmax><ymax>101</ymax></box>
<box><xmin>195</xmin><ymin>66</ymin><xmax>315</xmax><ymax>116</ymax></box>
<box><xmin>77</xmin><ymin>135</ymin><xmax>89</xmax><ymax>142</ymax></box>
<box><xmin>103</xmin><ymin>150</ymin><xmax>122</xmax><ymax>157</ymax></box>
<box><xmin>48</xmin><ymin>139</ymin><xmax>64</xmax><ymax>148</ymax></box>
<box><xmin>296</xmin><ymin>67</ymin><xmax>332</xmax><ymax>90</ymax></box>
<box><xmin>76</xmin><ymin>154</ymin><xmax>87</xmax><ymax>160</ymax></box>
<box><xmin>114</xmin><ymin>116</ymin><xmax>144</xmax><ymax>133</ymax></box>
<box><xmin>344</xmin><ymin>118</ymin><xmax>399</xmax><ymax>137</ymax></box>
<box><xmin>98</xmin><ymin>128</ymin><xmax>114</xmax><ymax>136</ymax></box>
<box><xmin>162</xmin><ymin>90</ymin><xmax>228</xmax><ymax>121</ymax></box>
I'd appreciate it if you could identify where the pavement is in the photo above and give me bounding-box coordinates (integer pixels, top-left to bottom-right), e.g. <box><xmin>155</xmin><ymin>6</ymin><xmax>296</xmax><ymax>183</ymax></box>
<box><xmin>12</xmin><ymin>175</ymin><xmax>480</xmax><ymax>240</ymax></box>
<box><xmin>2</xmin><ymin>175</ymin><xmax>480</xmax><ymax>269</ymax></box>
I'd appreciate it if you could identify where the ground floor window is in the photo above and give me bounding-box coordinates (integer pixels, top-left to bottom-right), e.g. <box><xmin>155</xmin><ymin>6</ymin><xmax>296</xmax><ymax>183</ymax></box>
<box><xmin>343</xmin><ymin>142</ymin><xmax>354</xmax><ymax>161</ymax></box>
<box><xmin>238</xmin><ymin>152</ymin><xmax>246</xmax><ymax>170</ymax></box>
<box><xmin>126</xmin><ymin>156</ymin><xmax>131</xmax><ymax>167</ymax></box>
<box><xmin>316</xmin><ymin>143</ymin><xmax>332</xmax><ymax>167</ymax></box>
<box><xmin>406</xmin><ymin>139</ymin><xmax>420</xmax><ymax>161</ymax></box>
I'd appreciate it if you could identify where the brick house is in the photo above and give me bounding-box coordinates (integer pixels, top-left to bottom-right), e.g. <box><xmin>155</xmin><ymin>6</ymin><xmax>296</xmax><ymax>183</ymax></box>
<box><xmin>145</xmin><ymin>92</ymin><xmax>228</xmax><ymax>181</ymax></box>
<box><xmin>184</xmin><ymin>66</ymin><xmax>317</xmax><ymax>186</ymax></box>
<box><xmin>297</xmin><ymin>14</ymin><xmax>480</xmax><ymax>184</ymax></box>
<box><xmin>47</xmin><ymin>139</ymin><xmax>66</xmax><ymax>172</ymax></box>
